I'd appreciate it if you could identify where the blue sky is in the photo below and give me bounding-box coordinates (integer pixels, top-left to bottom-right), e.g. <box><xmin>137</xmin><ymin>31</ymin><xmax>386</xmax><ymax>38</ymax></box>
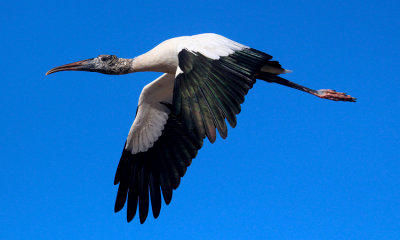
<box><xmin>1</xmin><ymin>0</ymin><xmax>399</xmax><ymax>239</ymax></box>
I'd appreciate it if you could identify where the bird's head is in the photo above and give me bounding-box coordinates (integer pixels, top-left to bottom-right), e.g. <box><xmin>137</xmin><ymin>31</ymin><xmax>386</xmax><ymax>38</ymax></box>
<box><xmin>46</xmin><ymin>55</ymin><xmax>133</xmax><ymax>75</ymax></box>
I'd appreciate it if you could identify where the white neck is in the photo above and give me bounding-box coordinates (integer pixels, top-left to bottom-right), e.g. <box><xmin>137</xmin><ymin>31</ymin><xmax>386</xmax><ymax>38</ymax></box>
<box><xmin>131</xmin><ymin>39</ymin><xmax>180</xmax><ymax>74</ymax></box>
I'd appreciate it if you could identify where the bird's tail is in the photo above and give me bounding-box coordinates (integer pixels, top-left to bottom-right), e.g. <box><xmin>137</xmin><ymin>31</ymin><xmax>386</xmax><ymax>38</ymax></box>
<box><xmin>258</xmin><ymin>60</ymin><xmax>292</xmax><ymax>75</ymax></box>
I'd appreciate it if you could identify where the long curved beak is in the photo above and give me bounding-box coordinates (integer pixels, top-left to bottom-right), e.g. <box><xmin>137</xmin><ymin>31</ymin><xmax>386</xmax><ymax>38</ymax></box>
<box><xmin>46</xmin><ymin>59</ymin><xmax>95</xmax><ymax>75</ymax></box>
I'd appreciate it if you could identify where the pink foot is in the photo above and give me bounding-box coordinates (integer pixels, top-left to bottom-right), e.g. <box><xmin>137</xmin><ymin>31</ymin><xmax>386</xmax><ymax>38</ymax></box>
<box><xmin>316</xmin><ymin>89</ymin><xmax>357</xmax><ymax>102</ymax></box>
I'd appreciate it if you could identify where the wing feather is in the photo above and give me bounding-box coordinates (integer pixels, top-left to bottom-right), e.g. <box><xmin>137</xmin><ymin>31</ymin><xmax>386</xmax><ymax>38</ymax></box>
<box><xmin>114</xmin><ymin>112</ymin><xmax>204</xmax><ymax>223</ymax></box>
<box><xmin>114</xmin><ymin>74</ymin><xmax>204</xmax><ymax>223</ymax></box>
<box><xmin>173</xmin><ymin>47</ymin><xmax>272</xmax><ymax>142</ymax></box>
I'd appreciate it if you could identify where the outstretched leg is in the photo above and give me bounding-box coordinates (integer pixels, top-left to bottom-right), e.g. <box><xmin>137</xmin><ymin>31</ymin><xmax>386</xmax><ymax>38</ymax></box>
<box><xmin>255</xmin><ymin>72</ymin><xmax>356</xmax><ymax>102</ymax></box>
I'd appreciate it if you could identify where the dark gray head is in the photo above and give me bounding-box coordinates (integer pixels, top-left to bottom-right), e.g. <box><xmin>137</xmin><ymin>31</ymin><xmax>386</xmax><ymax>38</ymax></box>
<box><xmin>46</xmin><ymin>54</ymin><xmax>133</xmax><ymax>75</ymax></box>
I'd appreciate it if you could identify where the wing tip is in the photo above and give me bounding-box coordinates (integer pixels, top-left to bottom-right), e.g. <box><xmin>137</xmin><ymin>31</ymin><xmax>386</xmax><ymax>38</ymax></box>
<box><xmin>114</xmin><ymin>202</ymin><xmax>124</xmax><ymax>213</ymax></box>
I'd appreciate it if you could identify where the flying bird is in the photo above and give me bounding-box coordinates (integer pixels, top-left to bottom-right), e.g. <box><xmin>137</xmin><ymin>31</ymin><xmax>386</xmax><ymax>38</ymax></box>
<box><xmin>46</xmin><ymin>33</ymin><xmax>356</xmax><ymax>223</ymax></box>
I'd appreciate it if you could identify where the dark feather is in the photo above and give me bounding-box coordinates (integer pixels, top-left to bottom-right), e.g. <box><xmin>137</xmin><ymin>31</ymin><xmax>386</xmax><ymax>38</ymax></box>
<box><xmin>149</xmin><ymin>170</ymin><xmax>161</xmax><ymax>218</ymax></box>
<box><xmin>114</xmin><ymin>113</ymin><xmax>203</xmax><ymax>223</ymax></box>
<box><xmin>138</xmin><ymin>167</ymin><xmax>149</xmax><ymax>224</ymax></box>
<box><xmin>160</xmin><ymin>171</ymin><xmax>173</xmax><ymax>205</ymax></box>
<box><xmin>114</xmin><ymin>182</ymin><xmax>128</xmax><ymax>213</ymax></box>
<box><xmin>173</xmin><ymin>48</ymin><xmax>272</xmax><ymax>141</ymax></box>
<box><xmin>126</xmin><ymin>165</ymin><xmax>139</xmax><ymax>222</ymax></box>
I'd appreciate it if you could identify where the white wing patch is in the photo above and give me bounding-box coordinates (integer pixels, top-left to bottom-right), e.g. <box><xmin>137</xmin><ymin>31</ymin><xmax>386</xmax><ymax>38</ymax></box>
<box><xmin>125</xmin><ymin>103</ymin><xmax>169</xmax><ymax>154</ymax></box>
<box><xmin>124</xmin><ymin>73</ymin><xmax>175</xmax><ymax>154</ymax></box>
<box><xmin>179</xmin><ymin>33</ymin><xmax>248</xmax><ymax>60</ymax></box>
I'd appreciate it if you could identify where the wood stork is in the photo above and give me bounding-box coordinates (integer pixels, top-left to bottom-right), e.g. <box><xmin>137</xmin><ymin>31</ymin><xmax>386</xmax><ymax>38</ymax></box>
<box><xmin>46</xmin><ymin>33</ymin><xmax>356</xmax><ymax>223</ymax></box>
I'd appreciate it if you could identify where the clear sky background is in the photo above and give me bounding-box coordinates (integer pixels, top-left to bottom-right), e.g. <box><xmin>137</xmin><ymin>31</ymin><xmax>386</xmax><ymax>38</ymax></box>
<box><xmin>1</xmin><ymin>0</ymin><xmax>399</xmax><ymax>239</ymax></box>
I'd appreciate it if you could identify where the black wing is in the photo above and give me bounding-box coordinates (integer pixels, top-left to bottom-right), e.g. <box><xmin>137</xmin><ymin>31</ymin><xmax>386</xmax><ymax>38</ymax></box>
<box><xmin>173</xmin><ymin>48</ymin><xmax>273</xmax><ymax>142</ymax></box>
<box><xmin>114</xmin><ymin>110</ymin><xmax>203</xmax><ymax>223</ymax></box>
